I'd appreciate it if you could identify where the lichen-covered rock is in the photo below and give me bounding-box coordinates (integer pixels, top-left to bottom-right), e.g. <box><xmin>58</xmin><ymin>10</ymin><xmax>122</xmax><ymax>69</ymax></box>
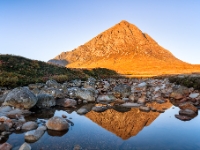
<box><xmin>3</xmin><ymin>87</ymin><xmax>37</xmax><ymax>109</ymax></box>
<box><xmin>46</xmin><ymin>116</ymin><xmax>69</xmax><ymax>131</ymax></box>
<box><xmin>36</xmin><ymin>94</ymin><xmax>56</xmax><ymax>108</ymax></box>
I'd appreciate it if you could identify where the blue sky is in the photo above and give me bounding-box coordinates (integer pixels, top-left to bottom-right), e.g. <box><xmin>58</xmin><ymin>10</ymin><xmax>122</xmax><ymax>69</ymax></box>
<box><xmin>0</xmin><ymin>0</ymin><xmax>200</xmax><ymax>64</ymax></box>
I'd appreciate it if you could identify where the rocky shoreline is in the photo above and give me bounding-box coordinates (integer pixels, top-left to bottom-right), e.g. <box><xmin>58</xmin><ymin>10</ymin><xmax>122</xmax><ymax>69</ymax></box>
<box><xmin>0</xmin><ymin>77</ymin><xmax>199</xmax><ymax>149</ymax></box>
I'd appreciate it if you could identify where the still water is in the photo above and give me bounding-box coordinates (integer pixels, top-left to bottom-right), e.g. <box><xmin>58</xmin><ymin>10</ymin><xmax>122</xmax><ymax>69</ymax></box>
<box><xmin>7</xmin><ymin>105</ymin><xmax>200</xmax><ymax>150</ymax></box>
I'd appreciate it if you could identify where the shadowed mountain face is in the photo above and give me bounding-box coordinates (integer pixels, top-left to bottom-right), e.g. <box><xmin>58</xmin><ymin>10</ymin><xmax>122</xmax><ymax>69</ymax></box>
<box><xmin>85</xmin><ymin>101</ymin><xmax>172</xmax><ymax>140</ymax></box>
<box><xmin>51</xmin><ymin>20</ymin><xmax>200</xmax><ymax>75</ymax></box>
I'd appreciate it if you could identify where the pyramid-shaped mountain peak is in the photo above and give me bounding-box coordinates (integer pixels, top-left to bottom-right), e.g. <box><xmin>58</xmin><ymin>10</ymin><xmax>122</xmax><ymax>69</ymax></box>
<box><xmin>49</xmin><ymin>20</ymin><xmax>194</xmax><ymax>75</ymax></box>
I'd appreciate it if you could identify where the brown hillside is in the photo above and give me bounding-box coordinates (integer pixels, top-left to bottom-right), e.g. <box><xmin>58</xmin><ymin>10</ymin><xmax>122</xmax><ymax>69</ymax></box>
<box><xmin>49</xmin><ymin>20</ymin><xmax>200</xmax><ymax>75</ymax></box>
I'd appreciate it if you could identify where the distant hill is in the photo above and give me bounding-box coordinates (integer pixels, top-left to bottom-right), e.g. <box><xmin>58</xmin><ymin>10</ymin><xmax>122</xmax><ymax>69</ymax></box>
<box><xmin>0</xmin><ymin>54</ymin><xmax>117</xmax><ymax>88</ymax></box>
<box><xmin>49</xmin><ymin>20</ymin><xmax>200</xmax><ymax>75</ymax></box>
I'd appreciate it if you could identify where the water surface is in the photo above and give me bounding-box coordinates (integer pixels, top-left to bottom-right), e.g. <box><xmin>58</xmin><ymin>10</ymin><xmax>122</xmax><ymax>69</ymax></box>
<box><xmin>7</xmin><ymin>105</ymin><xmax>200</xmax><ymax>150</ymax></box>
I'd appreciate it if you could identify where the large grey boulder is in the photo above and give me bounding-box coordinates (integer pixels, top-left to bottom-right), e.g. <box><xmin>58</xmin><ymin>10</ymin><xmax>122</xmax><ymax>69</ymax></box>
<box><xmin>36</xmin><ymin>94</ymin><xmax>56</xmax><ymax>108</ymax></box>
<box><xmin>40</xmin><ymin>88</ymin><xmax>66</xmax><ymax>99</ymax></box>
<box><xmin>113</xmin><ymin>84</ymin><xmax>131</xmax><ymax>98</ymax></box>
<box><xmin>3</xmin><ymin>87</ymin><xmax>37</xmax><ymax>109</ymax></box>
<box><xmin>46</xmin><ymin>116</ymin><xmax>69</xmax><ymax>131</ymax></box>
<box><xmin>74</xmin><ymin>88</ymin><xmax>96</xmax><ymax>102</ymax></box>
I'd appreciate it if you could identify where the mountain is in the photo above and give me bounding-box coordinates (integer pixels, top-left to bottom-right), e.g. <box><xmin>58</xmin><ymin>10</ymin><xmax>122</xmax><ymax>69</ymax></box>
<box><xmin>49</xmin><ymin>20</ymin><xmax>200</xmax><ymax>75</ymax></box>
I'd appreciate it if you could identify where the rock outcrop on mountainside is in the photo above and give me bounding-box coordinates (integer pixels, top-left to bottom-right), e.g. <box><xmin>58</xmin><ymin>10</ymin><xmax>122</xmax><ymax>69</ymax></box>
<box><xmin>49</xmin><ymin>20</ymin><xmax>200</xmax><ymax>75</ymax></box>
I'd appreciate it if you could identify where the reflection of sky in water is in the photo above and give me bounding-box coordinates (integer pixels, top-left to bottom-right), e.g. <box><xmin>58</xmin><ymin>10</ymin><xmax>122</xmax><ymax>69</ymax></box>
<box><xmin>8</xmin><ymin>106</ymin><xmax>200</xmax><ymax>150</ymax></box>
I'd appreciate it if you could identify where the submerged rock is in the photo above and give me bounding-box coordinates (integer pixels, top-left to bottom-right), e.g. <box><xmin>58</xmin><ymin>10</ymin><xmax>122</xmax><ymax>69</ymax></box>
<box><xmin>46</xmin><ymin>116</ymin><xmax>69</xmax><ymax>131</ymax></box>
<box><xmin>3</xmin><ymin>87</ymin><xmax>37</xmax><ymax>109</ymax></box>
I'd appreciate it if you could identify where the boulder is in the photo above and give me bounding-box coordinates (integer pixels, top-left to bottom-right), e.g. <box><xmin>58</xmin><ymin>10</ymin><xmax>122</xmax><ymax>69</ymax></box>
<box><xmin>3</xmin><ymin>87</ymin><xmax>37</xmax><ymax>109</ymax></box>
<box><xmin>179</xmin><ymin>102</ymin><xmax>198</xmax><ymax>112</ymax></box>
<box><xmin>175</xmin><ymin>114</ymin><xmax>192</xmax><ymax>121</ymax></box>
<box><xmin>40</xmin><ymin>88</ymin><xmax>66</xmax><ymax>99</ymax></box>
<box><xmin>19</xmin><ymin>142</ymin><xmax>31</xmax><ymax>150</ymax></box>
<box><xmin>97</xmin><ymin>94</ymin><xmax>116</xmax><ymax>104</ymax></box>
<box><xmin>170</xmin><ymin>86</ymin><xmax>189</xmax><ymax>100</ymax></box>
<box><xmin>36</xmin><ymin>94</ymin><xmax>56</xmax><ymax>108</ymax></box>
<box><xmin>74</xmin><ymin>88</ymin><xmax>96</xmax><ymax>102</ymax></box>
<box><xmin>22</xmin><ymin>121</ymin><xmax>38</xmax><ymax>131</ymax></box>
<box><xmin>179</xmin><ymin>109</ymin><xmax>196</xmax><ymax>117</ymax></box>
<box><xmin>46</xmin><ymin>116</ymin><xmax>69</xmax><ymax>131</ymax></box>
<box><xmin>0</xmin><ymin>142</ymin><xmax>12</xmax><ymax>150</ymax></box>
<box><xmin>56</xmin><ymin>98</ymin><xmax>77</xmax><ymax>107</ymax></box>
<box><xmin>24</xmin><ymin>129</ymin><xmax>45</xmax><ymax>142</ymax></box>
<box><xmin>113</xmin><ymin>84</ymin><xmax>131</xmax><ymax>98</ymax></box>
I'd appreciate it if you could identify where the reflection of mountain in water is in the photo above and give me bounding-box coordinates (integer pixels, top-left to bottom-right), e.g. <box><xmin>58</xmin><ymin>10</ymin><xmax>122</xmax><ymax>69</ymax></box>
<box><xmin>86</xmin><ymin>101</ymin><xmax>172</xmax><ymax>140</ymax></box>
